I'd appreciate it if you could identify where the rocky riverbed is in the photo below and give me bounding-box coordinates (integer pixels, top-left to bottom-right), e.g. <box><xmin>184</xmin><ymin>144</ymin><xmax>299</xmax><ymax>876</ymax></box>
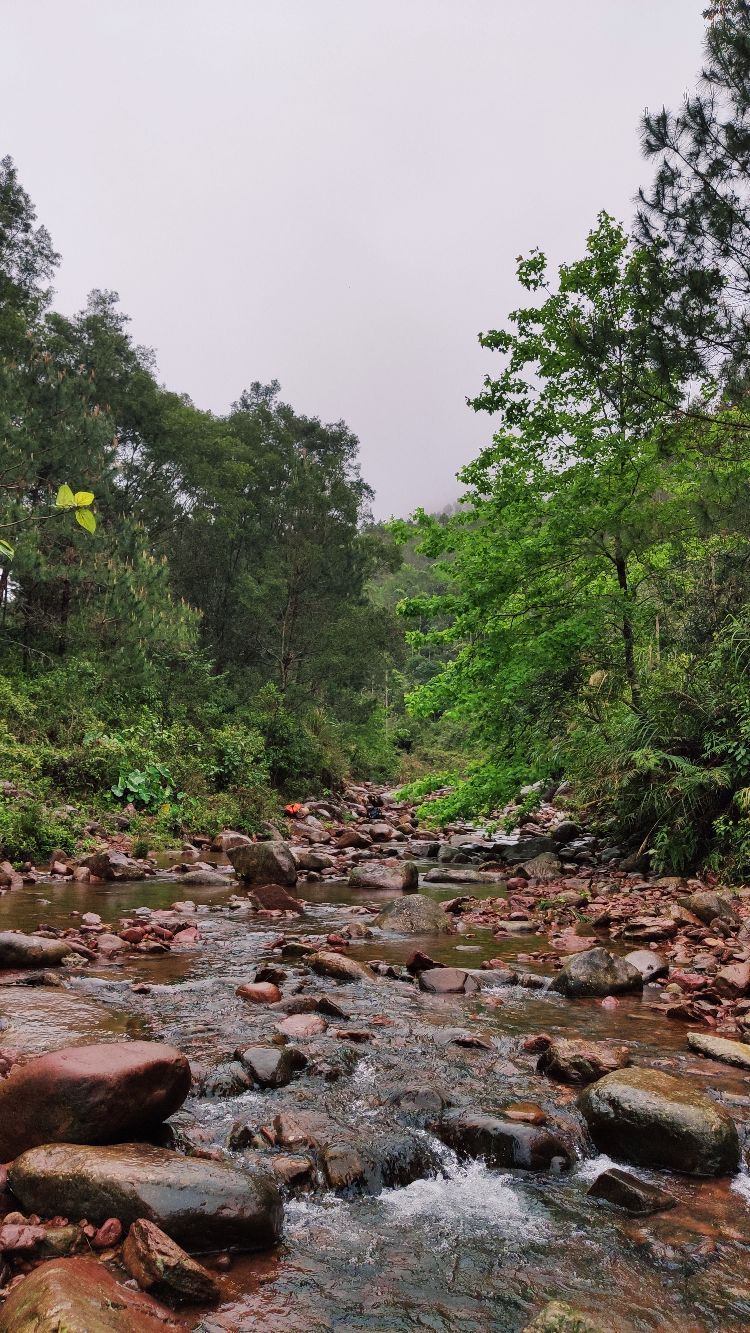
<box><xmin>1</xmin><ymin>786</ymin><xmax>750</xmax><ymax>1329</ymax></box>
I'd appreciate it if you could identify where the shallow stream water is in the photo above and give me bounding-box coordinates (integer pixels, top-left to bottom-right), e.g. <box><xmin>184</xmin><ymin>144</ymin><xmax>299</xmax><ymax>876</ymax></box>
<box><xmin>2</xmin><ymin>871</ymin><xmax>750</xmax><ymax>1331</ymax></box>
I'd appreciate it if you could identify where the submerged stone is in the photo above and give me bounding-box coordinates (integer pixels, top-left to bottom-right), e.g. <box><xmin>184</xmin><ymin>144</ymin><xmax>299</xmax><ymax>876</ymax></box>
<box><xmin>0</xmin><ymin>931</ymin><xmax>72</xmax><ymax>968</ymax></box>
<box><xmin>587</xmin><ymin>1166</ymin><xmax>675</xmax><ymax>1215</ymax></box>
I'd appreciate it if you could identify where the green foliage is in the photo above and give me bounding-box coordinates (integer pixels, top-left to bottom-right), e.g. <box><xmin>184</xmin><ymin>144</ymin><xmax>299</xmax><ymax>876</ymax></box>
<box><xmin>0</xmin><ymin>796</ymin><xmax>81</xmax><ymax>864</ymax></box>
<box><xmin>111</xmin><ymin>762</ymin><xmax>183</xmax><ymax>810</ymax></box>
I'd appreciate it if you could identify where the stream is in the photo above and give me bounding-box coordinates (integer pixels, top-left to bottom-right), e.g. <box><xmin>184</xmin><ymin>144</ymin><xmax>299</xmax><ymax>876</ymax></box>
<box><xmin>2</xmin><ymin>869</ymin><xmax>750</xmax><ymax>1331</ymax></box>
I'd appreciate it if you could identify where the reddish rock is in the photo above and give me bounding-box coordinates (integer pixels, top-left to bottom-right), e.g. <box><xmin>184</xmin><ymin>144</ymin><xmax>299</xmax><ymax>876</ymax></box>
<box><xmin>716</xmin><ymin>961</ymin><xmax>750</xmax><ymax>996</ymax></box>
<box><xmin>405</xmin><ymin>950</ymin><xmax>445</xmax><ymax>975</ymax></box>
<box><xmin>248</xmin><ymin>884</ymin><xmax>303</xmax><ymax>913</ymax></box>
<box><xmin>0</xmin><ymin>1222</ymin><xmax>46</xmax><ymax>1252</ymax></box>
<box><xmin>538</xmin><ymin>1037</ymin><xmax>631</xmax><ymax>1084</ymax></box>
<box><xmin>502</xmin><ymin>1102</ymin><xmax>547</xmax><ymax>1125</ymax></box>
<box><xmin>236</xmin><ymin>981</ymin><xmax>282</xmax><ymax>1004</ymax></box>
<box><xmin>334</xmin><ymin>830</ymin><xmax>373</xmax><ymax>849</ymax></box>
<box><xmin>123</xmin><ymin>1217</ymin><xmax>220</xmax><ymax>1304</ymax></box>
<box><xmin>275</xmin><ymin>1014</ymin><xmax>328</xmax><ymax>1039</ymax></box>
<box><xmin>92</xmin><ymin>1217</ymin><xmax>123</xmax><ymax>1248</ymax></box>
<box><xmin>120</xmin><ymin>927</ymin><xmax>146</xmax><ymax>944</ymax></box>
<box><xmin>0</xmin><ymin>1258</ymin><xmax>178</xmax><ymax>1331</ymax></box>
<box><xmin>417</xmin><ymin>967</ymin><xmax>480</xmax><ymax>995</ymax></box>
<box><xmin>0</xmin><ymin>1041</ymin><xmax>191</xmax><ymax>1161</ymax></box>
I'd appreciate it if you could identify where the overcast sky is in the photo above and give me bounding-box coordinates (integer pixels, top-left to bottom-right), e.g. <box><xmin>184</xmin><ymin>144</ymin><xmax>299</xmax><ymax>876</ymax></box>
<box><xmin>4</xmin><ymin>1</ymin><xmax>707</xmax><ymax>517</ymax></box>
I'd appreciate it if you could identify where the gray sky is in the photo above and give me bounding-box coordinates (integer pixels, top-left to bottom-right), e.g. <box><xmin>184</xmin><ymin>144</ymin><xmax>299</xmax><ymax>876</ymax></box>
<box><xmin>4</xmin><ymin>1</ymin><xmax>706</xmax><ymax>517</ymax></box>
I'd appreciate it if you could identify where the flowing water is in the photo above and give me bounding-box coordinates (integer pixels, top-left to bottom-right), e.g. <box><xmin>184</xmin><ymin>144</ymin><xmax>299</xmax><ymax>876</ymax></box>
<box><xmin>2</xmin><ymin>871</ymin><xmax>750</xmax><ymax>1331</ymax></box>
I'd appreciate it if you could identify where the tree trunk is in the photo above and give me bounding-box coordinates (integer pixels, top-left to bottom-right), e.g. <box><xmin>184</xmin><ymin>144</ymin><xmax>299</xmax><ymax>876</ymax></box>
<box><xmin>614</xmin><ymin>542</ymin><xmax>640</xmax><ymax>709</ymax></box>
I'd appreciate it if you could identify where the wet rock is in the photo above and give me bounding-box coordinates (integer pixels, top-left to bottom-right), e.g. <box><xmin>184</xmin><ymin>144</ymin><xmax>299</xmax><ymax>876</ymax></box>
<box><xmin>418</xmin><ymin>967</ymin><xmax>480</xmax><ymax>995</ymax></box>
<box><xmin>236</xmin><ymin>981</ymin><xmax>282</xmax><ymax>1004</ymax></box>
<box><xmin>679</xmin><ymin>889</ymin><xmax>740</xmax><ymax>926</ymax></box>
<box><xmin>202</xmin><ymin>1061</ymin><xmax>253</xmax><ymax>1097</ymax></box>
<box><xmin>348</xmin><ymin>861</ymin><xmax>418</xmax><ymax>892</ymax></box>
<box><xmin>307</xmin><ymin>951</ymin><xmax>375</xmax><ymax>982</ymax></box>
<box><xmin>375</xmin><ymin>894</ymin><xmax>455</xmax><ymax>934</ymax></box>
<box><xmin>276</xmin><ymin>1013</ymin><xmax>328</xmax><ymax>1039</ymax></box>
<box><xmin>9</xmin><ymin>1142</ymin><xmax>283</xmax><ymax>1251</ymax></box>
<box><xmin>522</xmin><ymin>1301</ymin><xmax>603</xmax><ymax>1332</ymax></box>
<box><xmin>123</xmin><ymin>1217</ymin><xmax>220</xmax><ymax>1304</ymax></box>
<box><xmin>227</xmin><ymin>840</ymin><xmax>298</xmax><ymax>886</ymax></box>
<box><xmin>247</xmin><ymin>883</ymin><xmax>303</xmax><ymax>912</ymax></box>
<box><xmin>537</xmin><ymin>1038</ymin><xmax>630</xmax><ymax>1085</ymax></box>
<box><xmin>577</xmin><ymin>1066</ymin><xmax>740</xmax><ymax>1176</ymax></box>
<box><xmin>0</xmin><ymin>1041</ymin><xmax>191</xmax><ymax>1160</ymax></box>
<box><xmin>623</xmin><ymin>949</ymin><xmax>669</xmax><ymax>983</ymax></box>
<box><xmin>270</xmin><ymin>1154</ymin><xmax>315</xmax><ymax>1189</ymax></box>
<box><xmin>82</xmin><ymin>850</ymin><xmax>148</xmax><ymax>881</ymax></box>
<box><xmin>0</xmin><ymin>1258</ymin><xmax>178</xmax><ymax>1331</ymax></box>
<box><xmin>588</xmin><ymin>1166</ymin><xmax>675</xmax><ymax>1215</ymax></box>
<box><xmin>0</xmin><ymin>931</ymin><xmax>73</xmax><ymax>968</ymax></box>
<box><xmin>551</xmin><ymin>948</ymin><xmax>643</xmax><ymax>998</ymax></box>
<box><xmin>433</xmin><ymin>1109</ymin><xmax>571</xmax><ymax>1171</ymax></box>
<box><xmin>687</xmin><ymin>1031</ymin><xmax>750</xmax><ymax>1069</ymax></box>
<box><xmin>294</xmin><ymin>850</ymin><xmax>335</xmax><ymax>871</ymax></box>
<box><xmin>502</xmin><ymin>1102</ymin><xmax>547</xmax><ymax>1125</ymax></box>
<box><xmin>236</xmin><ymin>1044</ymin><xmax>296</xmax><ymax>1087</ymax></box>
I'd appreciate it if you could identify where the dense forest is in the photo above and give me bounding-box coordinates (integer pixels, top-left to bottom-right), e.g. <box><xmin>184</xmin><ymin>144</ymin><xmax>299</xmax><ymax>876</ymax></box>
<box><xmin>3</xmin><ymin>1</ymin><xmax>750</xmax><ymax>877</ymax></box>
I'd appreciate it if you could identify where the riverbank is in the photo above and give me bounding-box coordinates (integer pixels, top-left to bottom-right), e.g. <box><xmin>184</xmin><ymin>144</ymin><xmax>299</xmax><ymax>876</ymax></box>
<box><xmin>0</xmin><ymin>786</ymin><xmax>748</xmax><ymax>1329</ymax></box>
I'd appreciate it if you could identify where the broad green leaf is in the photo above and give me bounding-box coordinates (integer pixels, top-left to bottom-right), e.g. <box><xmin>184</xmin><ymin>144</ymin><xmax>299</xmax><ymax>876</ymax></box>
<box><xmin>75</xmin><ymin>508</ymin><xmax>96</xmax><ymax>534</ymax></box>
<box><xmin>55</xmin><ymin>483</ymin><xmax>76</xmax><ymax>509</ymax></box>
<box><xmin>0</xmin><ymin>538</ymin><xmax>14</xmax><ymax>559</ymax></box>
<box><xmin>74</xmin><ymin>491</ymin><xmax>95</xmax><ymax>506</ymax></box>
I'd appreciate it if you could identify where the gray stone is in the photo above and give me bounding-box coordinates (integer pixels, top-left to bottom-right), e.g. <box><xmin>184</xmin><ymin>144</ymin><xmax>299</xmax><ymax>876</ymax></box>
<box><xmin>623</xmin><ymin>949</ymin><xmax>669</xmax><ymax>983</ymax></box>
<box><xmin>9</xmin><ymin>1142</ymin><xmax>283</xmax><ymax>1251</ymax></box>
<box><xmin>0</xmin><ymin>932</ymin><xmax>72</xmax><ymax>968</ymax></box>
<box><xmin>687</xmin><ymin>1031</ymin><xmax>750</xmax><ymax>1070</ymax></box>
<box><xmin>348</xmin><ymin>861</ymin><xmax>419</xmax><ymax>892</ymax></box>
<box><xmin>577</xmin><ymin>1066</ymin><xmax>740</xmax><ymax>1176</ymax></box>
<box><xmin>551</xmin><ymin>947</ymin><xmax>643</xmax><ymax>998</ymax></box>
<box><xmin>375</xmin><ymin>894</ymin><xmax>456</xmax><ymax>935</ymax></box>
<box><xmin>227</xmin><ymin>840</ymin><xmax>298</xmax><ymax>886</ymax></box>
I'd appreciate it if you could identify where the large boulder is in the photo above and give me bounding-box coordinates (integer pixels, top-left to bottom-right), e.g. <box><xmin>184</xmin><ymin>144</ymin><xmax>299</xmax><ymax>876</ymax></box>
<box><xmin>82</xmin><ymin>850</ymin><xmax>148</xmax><ymax>881</ymax></box>
<box><xmin>375</xmin><ymin>894</ymin><xmax>456</xmax><ymax>935</ymax></box>
<box><xmin>0</xmin><ymin>1258</ymin><xmax>177</xmax><ymax>1332</ymax></box>
<box><xmin>248</xmin><ymin>883</ymin><xmax>303</xmax><ymax>913</ymax></box>
<box><xmin>348</xmin><ymin>861</ymin><xmax>418</xmax><ymax>893</ymax></box>
<box><xmin>551</xmin><ymin>948</ymin><xmax>643</xmax><ymax>998</ymax></box>
<box><xmin>227</xmin><ymin>840</ymin><xmax>298</xmax><ymax>887</ymax></box>
<box><xmin>9</xmin><ymin>1142</ymin><xmax>283</xmax><ymax>1251</ymax></box>
<box><xmin>433</xmin><ymin>1109</ymin><xmax>571</xmax><ymax>1171</ymax></box>
<box><xmin>0</xmin><ymin>1041</ymin><xmax>191</xmax><ymax>1160</ymax></box>
<box><xmin>577</xmin><ymin>1066</ymin><xmax>740</xmax><ymax>1176</ymax></box>
<box><xmin>678</xmin><ymin>889</ymin><xmax>740</xmax><ymax>927</ymax></box>
<box><xmin>0</xmin><ymin>931</ymin><xmax>72</xmax><ymax>968</ymax></box>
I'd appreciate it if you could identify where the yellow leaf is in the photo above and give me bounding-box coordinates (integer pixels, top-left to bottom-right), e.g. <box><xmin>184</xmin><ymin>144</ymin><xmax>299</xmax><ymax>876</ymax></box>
<box><xmin>75</xmin><ymin>508</ymin><xmax>96</xmax><ymax>534</ymax></box>
<box><xmin>55</xmin><ymin>484</ymin><xmax>76</xmax><ymax>509</ymax></box>
<box><xmin>74</xmin><ymin>491</ymin><xmax>94</xmax><ymax>506</ymax></box>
